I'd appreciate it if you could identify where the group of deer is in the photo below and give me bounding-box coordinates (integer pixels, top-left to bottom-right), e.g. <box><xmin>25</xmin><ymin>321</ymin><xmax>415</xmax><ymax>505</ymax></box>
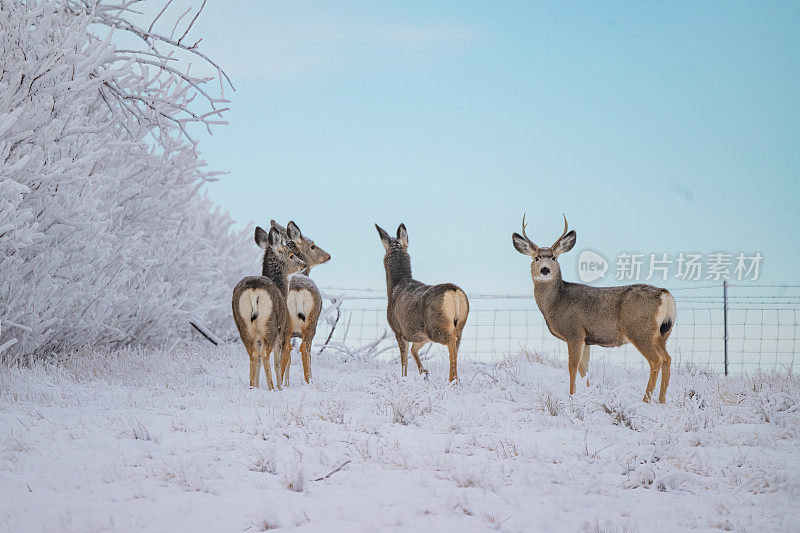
<box><xmin>232</xmin><ymin>221</ymin><xmax>331</xmax><ymax>390</ymax></box>
<box><xmin>233</xmin><ymin>215</ymin><xmax>677</xmax><ymax>403</ymax></box>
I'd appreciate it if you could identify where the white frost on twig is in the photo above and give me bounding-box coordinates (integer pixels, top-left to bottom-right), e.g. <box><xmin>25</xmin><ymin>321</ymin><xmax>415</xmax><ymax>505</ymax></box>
<box><xmin>0</xmin><ymin>1</ymin><xmax>250</xmax><ymax>359</ymax></box>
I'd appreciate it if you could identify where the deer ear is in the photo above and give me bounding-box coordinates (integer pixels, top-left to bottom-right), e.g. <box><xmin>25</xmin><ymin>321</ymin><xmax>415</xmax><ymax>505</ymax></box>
<box><xmin>396</xmin><ymin>224</ymin><xmax>408</xmax><ymax>248</ymax></box>
<box><xmin>287</xmin><ymin>221</ymin><xmax>302</xmax><ymax>241</ymax></box>
<box><xmin>375</xmin><ymin>224</ymin><xmax>391</xmax><ymax>252</ymax></box>
<box><xmin>512</xmin><ymin>233</ymin><xmax>536</xmax><ymax>256</ymax></box>
<box><xmin>267</xmin><ymin>226</ymin><xmax>284</xmax><ymax>251</ymax></box>
<box><xmin>270</xmin><ymin>219</ymin><xmax>287</xmax><ymax>236</ymax></box>
<box><xmin>255</xmin><ymin>226</ymin><xmax>270</xmax><ymax>250</ymax></box>
<box><xmin>553</xmin><ymin>230</ymin><xmax>577</xmax><ymax>255</ymax></box>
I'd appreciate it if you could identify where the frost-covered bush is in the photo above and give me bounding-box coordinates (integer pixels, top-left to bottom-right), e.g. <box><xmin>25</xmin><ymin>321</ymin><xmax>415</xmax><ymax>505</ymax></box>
<box><xmin>0</xmin><ymin>1</ymin><xmax>250</xmax><ymax>359</ymax></box>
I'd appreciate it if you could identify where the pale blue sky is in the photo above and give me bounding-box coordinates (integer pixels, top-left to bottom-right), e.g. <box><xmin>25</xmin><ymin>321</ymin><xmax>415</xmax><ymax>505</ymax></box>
<box><xmin>173</xmin><ymin>1</ymin><xmax>799</xmax><ymax>293</ymax></box>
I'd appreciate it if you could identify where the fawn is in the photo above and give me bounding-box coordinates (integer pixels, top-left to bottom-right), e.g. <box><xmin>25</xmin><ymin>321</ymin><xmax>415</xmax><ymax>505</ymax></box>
<box><xmin>232</xmin><ymin>226</ymin><xmax>305</xmax><ymax>390</ymax></box>
<box><xmin>269</xmin><ymin>220</ymin><xmax>331</xmax><ymax>385</ymax></box>
<box><xmin>512</xmin><ymin>214</ymin><xmax>677</xmax><ymax>402</ymax></box>
<box><xmin>376</xmin><ymin>223</ymin><xmax>469</xmax><ymax>382</ymax></box>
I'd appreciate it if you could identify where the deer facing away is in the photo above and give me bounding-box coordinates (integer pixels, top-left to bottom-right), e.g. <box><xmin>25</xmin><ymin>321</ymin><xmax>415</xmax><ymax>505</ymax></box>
<box><xmin>376</xmin><ymin>223</ymin><xmax>469</xmax><ymax>382</ymax></box>
<box><xmin>232</xmin><ymin>226</ymin><xmax>306</xmax><ymax>390</ymax></box>
<box><xmin>270</xmin><ymin>220</ymin><xmax>331</xmax><ymax>386</ymax></box>
<box><xmin>512</xmin><ymin>215</ymin><xmax>677</xmax><ymax>403</ymax></box>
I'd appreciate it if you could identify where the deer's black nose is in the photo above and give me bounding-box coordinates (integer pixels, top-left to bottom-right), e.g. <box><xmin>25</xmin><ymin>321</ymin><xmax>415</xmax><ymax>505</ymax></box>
<box><xmin>540</xmin><ymin>267</ymin><xmax>550</xmax><ymax>276</ymax></box>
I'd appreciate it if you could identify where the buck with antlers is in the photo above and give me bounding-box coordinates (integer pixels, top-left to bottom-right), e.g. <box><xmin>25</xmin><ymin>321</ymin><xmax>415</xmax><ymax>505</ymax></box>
<box><xmin>232</xmin><ymin>227</ymin><xmax>306</xmax><ymax>390</ymax></box>
<box><xmin>376</xmin><ymin>223</ymin><xmax>469</xmax><ymax>382</ymax></box>
<box><xmin>270</xmin><ymin>220</ymin><xmax>331</xmax><ymax>385</ymax></box>
<box><xmin>512</xmin><ymin>215</ymin><xmax>676</xmax><ymax>403</ymax></box>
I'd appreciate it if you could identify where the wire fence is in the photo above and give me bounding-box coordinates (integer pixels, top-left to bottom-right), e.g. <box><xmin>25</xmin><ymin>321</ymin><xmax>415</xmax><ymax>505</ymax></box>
<box><xmin>311</xmin><ymin>283</ymin><xmax>800</xmax><ymax>374</ymax></box>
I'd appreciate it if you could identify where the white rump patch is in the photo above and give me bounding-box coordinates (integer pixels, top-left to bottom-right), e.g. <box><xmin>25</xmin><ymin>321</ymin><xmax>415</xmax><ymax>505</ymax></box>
<box><xmin>287</xmin><ymin>288</ymin><xmax>314</xmax><ymax>334</ymax></box>
<box><xmin>655</xmin><ymin>292</ymin><xmax>677</xmax><ymax>329</ymax></box>
<box><xmin>441</xmin><ymin>291</ymin><xmax>462</xmax><ymax>331</ymax></box>
<box><xmin>238</xmin><ymin>288</ymin><xmax>272</xmax><ymax>343</ymax></box>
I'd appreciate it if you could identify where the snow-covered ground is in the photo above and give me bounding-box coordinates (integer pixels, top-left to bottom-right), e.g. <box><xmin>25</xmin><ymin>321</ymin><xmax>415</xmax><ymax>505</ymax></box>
<box><xmin>1</xmin><ymin>343</ymin><xmax>798</xmax><ymax>532</ymax></box>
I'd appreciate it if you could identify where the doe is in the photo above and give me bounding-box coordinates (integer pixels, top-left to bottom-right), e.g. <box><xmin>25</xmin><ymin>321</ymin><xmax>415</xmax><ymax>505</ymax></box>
<box><xmin>270</xmin><ymin>220</ymin><xmax>331</xmax><ymax>385</ymax></box>
<box><xmin>232</xmin><ymin>226</ymin><xmax>306</xmax><ymax>389</ymax></box>
<box><xmin>376</xmin><ymin>223</ymin><xmax>469</xmax><ymax>382</ymax></box>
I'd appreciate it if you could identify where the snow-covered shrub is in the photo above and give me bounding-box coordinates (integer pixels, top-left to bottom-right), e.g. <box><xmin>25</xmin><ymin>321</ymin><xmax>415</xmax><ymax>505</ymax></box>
<box><xmin>282</xmin><ymin>458</ymin><xmax>307</xmax><ymax>492</ymax></box>
<box><xmin>0</xmin><ymin>1</ymin><xmax>251</xmax><ymax>359</ymax></box>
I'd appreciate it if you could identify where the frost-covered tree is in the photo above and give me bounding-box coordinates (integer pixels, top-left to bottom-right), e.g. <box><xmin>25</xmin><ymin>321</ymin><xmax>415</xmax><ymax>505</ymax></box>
<box><xmin>0</xmin><ymin>0</ymin><xmax>252</xmax><ymax>359</ymax></box>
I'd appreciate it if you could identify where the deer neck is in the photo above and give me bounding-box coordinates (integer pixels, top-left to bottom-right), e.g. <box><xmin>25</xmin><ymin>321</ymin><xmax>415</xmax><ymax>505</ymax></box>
<box><xmin>297</xmin><ymin>261</ymin><xmax>312</xmax><ymax>277</ymax></box>
<box><xmin>261</xmin><ymin>249</ymin><xmax>290</xmax><ymax>298</ymax></box>
<box><xmin>532</xmin><ymin>274</ymin><xmax>565</xmax><ymax>317</ymax></box>
<box><xmin>292</xmin><ymin>250</ymin><xmax>313</xmax><ymax>277</ymax></box>
<box><xmin>384</xmin><ymin>250</ymin><xmax>412</xmax><ymax>296</ymax></box>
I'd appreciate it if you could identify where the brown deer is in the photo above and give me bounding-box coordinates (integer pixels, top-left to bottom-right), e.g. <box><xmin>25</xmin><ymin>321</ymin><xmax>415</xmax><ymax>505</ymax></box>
<box><xmin>511</xmin><ymin>215</ymin><xmax>677</xmax><ymax>403</ymax></box>
<box><xmin>269</xmin><ymin>220</ymin><xmax>331</xmax><ymax>386</ymax></box>
<box><xmin>375</xmin><ymin>223</ymin><xmax>469</xmax><ymax>382</ymax></box>
<box><xmin>232</xmin><ymin>226</ymin><xmax>306</xmax><ymax>390</ymax></box>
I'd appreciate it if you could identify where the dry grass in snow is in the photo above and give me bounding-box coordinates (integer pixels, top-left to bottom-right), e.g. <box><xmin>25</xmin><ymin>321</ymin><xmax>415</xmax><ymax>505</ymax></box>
<box><xmin>1</xmin><ymin>343</ymin><xmax>798</xmax><ymax>532</ymax></box>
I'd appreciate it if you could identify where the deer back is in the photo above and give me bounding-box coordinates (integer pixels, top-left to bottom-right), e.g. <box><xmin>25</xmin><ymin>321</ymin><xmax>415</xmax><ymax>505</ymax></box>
<box><xmin>537</xmin><ymin>282</ymin><xmax>670</xmax><ymax>347</ymax></box>
<box><xmin>377</xmin><ymin>224</ymin><xmax>468</xmax><ymax>344</ymax></box>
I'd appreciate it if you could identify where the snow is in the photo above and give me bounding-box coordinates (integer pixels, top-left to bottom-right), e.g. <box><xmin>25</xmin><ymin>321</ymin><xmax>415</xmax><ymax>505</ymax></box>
<box><xmin>1</xmin><ymin>344</ymin><xmax>798</xmax><ymax>532</ymax></box>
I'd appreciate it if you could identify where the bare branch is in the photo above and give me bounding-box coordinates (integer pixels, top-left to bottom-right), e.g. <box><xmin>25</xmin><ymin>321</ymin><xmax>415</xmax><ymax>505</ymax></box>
<box><xmin>177</xmin><ymin>0</ymin><xmax>206</xmax><ymax>46</ymax></box>
<box><xmin>148</xmin><ymin>0</ymin><xmax>174</xmax><ymax>33</ymax></box>
<box><xmin>60</xmin><ymin>0</ymin><xmax>235</xmax><ymax>142</ymax></box>
<box><xmin>171</xmin><ymin>7</ymin><xmax>191</xmax><ymax>40</ymax></box>
<box><xmin>190</xmin><ymin>321</ymin><xmax>218</xmax><ymax>345</ymax></box>
<box><xmin>312</xmin><ymin>461</ymin><xmax>352</xmax><ymax>482</ymax></box>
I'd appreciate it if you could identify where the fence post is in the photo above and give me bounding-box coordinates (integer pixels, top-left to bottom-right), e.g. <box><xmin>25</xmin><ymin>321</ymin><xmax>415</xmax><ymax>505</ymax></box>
<box><xmin>723</xmin><ymin>280</ymin><xmax>729</xmax><ymax>376</ymax></box>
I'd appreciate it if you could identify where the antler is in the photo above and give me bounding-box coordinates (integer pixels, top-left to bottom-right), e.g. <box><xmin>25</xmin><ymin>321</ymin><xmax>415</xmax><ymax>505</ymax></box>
<box><xmin>521</xmin><ymin>213</ymin><xmax>538</xmax><ymax>249</ymax></box>
<box><xmin>551</xmin><ymin>214</ymin><xmax>569</xmax><ymax>248</ymax></box>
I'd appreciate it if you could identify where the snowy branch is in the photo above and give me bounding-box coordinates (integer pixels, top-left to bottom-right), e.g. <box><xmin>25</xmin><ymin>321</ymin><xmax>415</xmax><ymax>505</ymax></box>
<box><xmin>0</xmin><ymin>1</ymin><xmax>250</xmax><ymax>359</ymax></box>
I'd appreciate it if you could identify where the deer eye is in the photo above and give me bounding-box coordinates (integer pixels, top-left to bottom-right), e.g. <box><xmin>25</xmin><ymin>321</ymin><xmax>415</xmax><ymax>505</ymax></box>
<box><xmin>311</xmin><ymin>245</ymin><xmax>316</xmax><ymax>250</ymax></box>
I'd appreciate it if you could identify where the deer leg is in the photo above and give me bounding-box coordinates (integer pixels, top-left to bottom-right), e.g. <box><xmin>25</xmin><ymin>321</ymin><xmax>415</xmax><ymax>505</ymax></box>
<box><xmin>567</xmin><ymin>340</ymin><xmax>585</xmax><ymax>395</ymax></box>
<box><xmin>299</xmin><ymin>338</ymin><xmax>312</xmax><ymax>384</ymax></box>
<box><xmin>643</xmin><ymin>347</ymin><xmax>662</xmax><ymax>403</ymax></box>
<box><xmin>263</xmin><ymin>356</ymin><xmax>275</xmax><ymax>391</ymax></box>
<box><xmin>247</xmin><ymin>343</ymin><xmax>259</xmax><ymax>388</ymax></box>
<box><xmin>285</xmin><ymin>340</ymin><xmax>298</xmax><ymax>387</ymax></box>
<box><xmin>630</xmin><ymin>338</ymin><xmax>662</xmax><ymax>403</ymax></box>
<box><xmin>643</xmin><ymin>359</ymin><xmax>660</xmax><ymax>403</ymax></box>
<box><xmin>260</xmin><ymin>343</ymin><xmax>276</xmax><ymax>391</ymax></box>
<box><xmin>410</xmin><ymin>342</ymin><xmax>429</xmax><ymax>376</ymax></box>
<box><xmin>447</xmin><ymin>338</ymin><xmax>459</xmax><ymax>383</ymax></box>
<box><xmin>279</xmin><ymin>336</ymin><xmax>292</xmax><ymax>388</ymax></box>
<box><xmin>657</xmin><ymin>344</ymin><xmax>672</xmax><ymax>403</ymax></box>
<box><xmin>277</xmin><ymin>340</ymin><xmax>290</xmax><ymax>388</ymax></box>
<box><xmin>273</xmin><ymin>344</ymin><xmax>283</xmax><ymax>388</ymax></box>
<box><xmin>579</xmin><ymin>344</ymin><xmax>591</xmax><ymax>387</ymax></box>
<box><xmin>396</xmin><ymin>336</ymin><xmax>409</xmax><ymax>377</ymax></box>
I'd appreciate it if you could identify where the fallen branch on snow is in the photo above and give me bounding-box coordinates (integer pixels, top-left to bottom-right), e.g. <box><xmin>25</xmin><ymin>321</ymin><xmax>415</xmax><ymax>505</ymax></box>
<box><xmin>312</xmin><ymin>460</ymin><xmax>352</xmax><ymax>482</ymax></box>
<box><xmin>189</xmin><ymin>321</ymin><xmax>218</xmax><ymax>345</ymax></box>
